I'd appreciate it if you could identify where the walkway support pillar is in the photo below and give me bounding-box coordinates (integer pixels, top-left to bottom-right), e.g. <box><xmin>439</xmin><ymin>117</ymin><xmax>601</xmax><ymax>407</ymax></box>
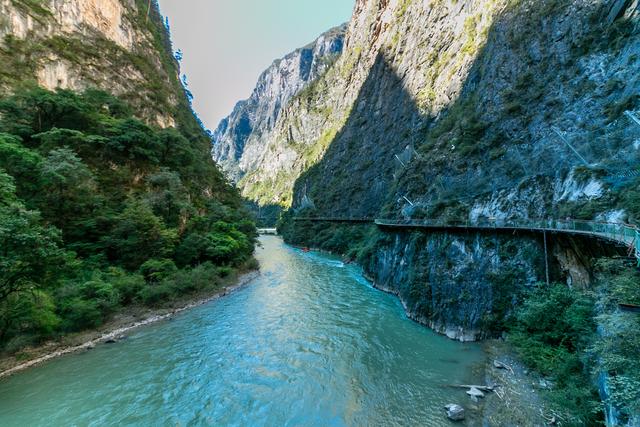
<box><xmin>543</xmin><ymin>231</ymin><xmax>550</xmax><ymax>286</ymax></box>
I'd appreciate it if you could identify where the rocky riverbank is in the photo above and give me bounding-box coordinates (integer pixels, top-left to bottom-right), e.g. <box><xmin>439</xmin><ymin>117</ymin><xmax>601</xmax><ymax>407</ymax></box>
<box><xmin>0</xmin><ymin>271</ymin><xmax>259</xmax><ymax>379</ymax></box>
<box><xmin>481</xmin><ymin>340</ymin><xmax>552</xmax><ymax>426</ymax></box>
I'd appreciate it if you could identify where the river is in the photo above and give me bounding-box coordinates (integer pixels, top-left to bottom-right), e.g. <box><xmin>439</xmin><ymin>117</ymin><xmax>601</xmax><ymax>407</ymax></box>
<box><xmin>0</xmin><ymin>236</ymin><xmax>485</xmax><ymax>426</ymax></box>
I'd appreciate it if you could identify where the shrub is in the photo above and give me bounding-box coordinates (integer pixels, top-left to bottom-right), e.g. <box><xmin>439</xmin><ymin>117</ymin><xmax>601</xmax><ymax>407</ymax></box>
<box><xmin>138</xmin><ymin>283</ymin><xmax>174</xmax><ymax>307</ymax></box>
<box><xmin>139</xmin><ymin>258</ymin><xmax>178</xmax><ymax>284</ymax></box>
<box><xmin>592</xmin><ymin>259</ymin><xmax>640</xmax><ymax>418</ymax></box>
<box><xmin>105</xmin><ymin>200</ymin><xmax>177</xmax><ymax>270</ymax></box>
<box><xmin>163</xmin><ymin>262</ymin><xmax>222</xmax><ymax>294</ymax></box>
<box><xmin>107</xmin><ymin>270</ymin><xmax>145</xmax><ymax>305</ymax></box>
<box><xmin>59</xmin><ymin>297</ymin><xmax>103</xmax><ymax>331</ymax></box>
<box><xmin>508</xmin><ymin>283</ymin><xmax>602</xmax><ymax>425</ymax></box>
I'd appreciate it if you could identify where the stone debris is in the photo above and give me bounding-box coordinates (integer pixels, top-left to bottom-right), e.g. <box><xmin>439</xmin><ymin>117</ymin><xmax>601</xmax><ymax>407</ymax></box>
<box><xmin>493</xmin><ymin>359</ymin><xmax>515</xmax><ymax>374</ymax></box>
<box><xmin>467</xmin><ymin>386</ymin><xmax>486</xmax><ymax>402</ymax></box>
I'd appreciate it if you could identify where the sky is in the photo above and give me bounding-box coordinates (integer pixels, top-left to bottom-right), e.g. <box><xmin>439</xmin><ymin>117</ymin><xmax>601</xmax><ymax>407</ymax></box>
<box><xmin>157</xmin><ymin>0</ymin><xmax>355</xmax><ymax>131</ymax></box>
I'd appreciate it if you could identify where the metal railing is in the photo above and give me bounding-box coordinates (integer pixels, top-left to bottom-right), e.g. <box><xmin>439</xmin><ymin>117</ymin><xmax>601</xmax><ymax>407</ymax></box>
<box><xmin>374</xmin><ymin>218</ymin><xmax>640</xmax><ymax>261</ymax></box>
<box><xmin>289</xmin><ymin>216</ymin><xmax>640</xmax><ymax>262</ymax></box>
<box><xmin>293</xmin><ymin>217</ymin><xmax>375</xmax><ymax>223</ymax></box>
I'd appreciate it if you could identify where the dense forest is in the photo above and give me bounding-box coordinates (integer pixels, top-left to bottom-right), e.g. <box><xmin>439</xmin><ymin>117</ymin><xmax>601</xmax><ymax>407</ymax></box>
<box><xmin>0</xmin><ymin>87</ymin><xmax>257</xmax><ymax>353</ymax></box>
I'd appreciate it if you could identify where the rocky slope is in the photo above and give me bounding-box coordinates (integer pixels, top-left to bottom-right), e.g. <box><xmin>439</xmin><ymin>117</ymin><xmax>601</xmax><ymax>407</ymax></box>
<box><xmin>0</xmin><ymin>0</ymin><xmax>189</xmax><ymax>127</ymax></box>
<box><xmin>211</xmin><ymin>25</ymin><xmax>346</xmax><ymax>200</ymax></box>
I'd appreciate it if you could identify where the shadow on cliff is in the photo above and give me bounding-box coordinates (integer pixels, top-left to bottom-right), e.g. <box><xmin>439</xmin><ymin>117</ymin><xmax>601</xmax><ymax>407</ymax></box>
<box><xmin>289</xmin><ymin>1</ymin><xmax>632</xmax><ymax>221</ymax></box>
<box><xmin>286</xmin><ymin>1</ymin><xmax>634</xmax><ymax>273</ymax></box>
<box><xmin>291</xmin><ymin>51</ymin><xmax>433</xmax><ymax>218</ymax></box>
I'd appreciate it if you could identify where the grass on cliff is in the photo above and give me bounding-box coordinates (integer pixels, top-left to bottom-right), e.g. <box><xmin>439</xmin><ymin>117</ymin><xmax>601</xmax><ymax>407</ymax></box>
<box><xmin>0</xmin><ymin>88</ymin><xmax>257</xmax><ymax>355</ymax></box>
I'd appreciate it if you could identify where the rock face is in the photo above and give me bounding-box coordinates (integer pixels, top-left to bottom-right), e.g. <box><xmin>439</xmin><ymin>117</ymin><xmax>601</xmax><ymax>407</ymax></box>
<box><xmin>0</xmin><ymin>0</ymin><xmax>188</xmax><ymax>127</ymax></box>
<box><xmin>273</xmin><ymin>0</ymin><xmax>640</xmax><ymax>332</ymax></box>
<box><xmin>363</xmin><ymin>230</ymin><xmax>543</xmax><ymax>341</ymax></box>
<box><xmin>228</xmin><ymin>0</ymin><xmax>640</xmax><ymax>218</ymax></box>
<box><xmin>211</xmin><ymin>25</ymin><xmax>346</xmax><ymax>198</ymax></box>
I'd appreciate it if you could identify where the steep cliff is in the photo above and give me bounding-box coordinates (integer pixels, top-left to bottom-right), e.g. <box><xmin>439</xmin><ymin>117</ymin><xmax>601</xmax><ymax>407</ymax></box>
<box><xmin>211</xmin><ymin>25</ymin><xmax>346</xmax><ymax>205</ymax></box>
<box><xmin>0</xmin><ymin>0</ymin><xmax>190</xmax><ymax>128</ymax></box>
<box><xmin>225</xmin><ymin>0</ymin><xmax>640</xmax><ymax>221</ymax></box>
<box><xmin>272</xmin><ymin>0</ymin><xmax>640</xmax><ymax>324</ymax></box>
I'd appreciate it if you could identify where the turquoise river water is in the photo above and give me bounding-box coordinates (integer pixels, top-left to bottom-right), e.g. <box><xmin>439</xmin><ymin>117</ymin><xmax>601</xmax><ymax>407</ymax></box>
<box><xmin>0</xmin><ymin>236</ymin><xmax>485</xmax><ymax>426</ymax></box>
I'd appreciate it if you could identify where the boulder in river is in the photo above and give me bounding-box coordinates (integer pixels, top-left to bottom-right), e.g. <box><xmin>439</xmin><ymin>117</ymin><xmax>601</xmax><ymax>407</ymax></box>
<box><xmin>444</xmin><ymin>404</ymin><xmax>465</xmax><ymax>421</ymax></box>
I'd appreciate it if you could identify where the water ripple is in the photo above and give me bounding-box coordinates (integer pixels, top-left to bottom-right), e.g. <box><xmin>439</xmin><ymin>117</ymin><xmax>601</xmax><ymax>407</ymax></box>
<box><xmin>0</xmin><ymin>236</ymin><xmax>484</xmax><ymax>426</ymax></box>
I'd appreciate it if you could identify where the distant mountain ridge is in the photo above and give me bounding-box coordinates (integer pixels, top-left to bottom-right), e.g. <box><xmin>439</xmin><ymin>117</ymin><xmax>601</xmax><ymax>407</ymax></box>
<box><xmin>211</xmin><ymin>25</ymin><xmax>346</xmax><ymax>187</ymax></box>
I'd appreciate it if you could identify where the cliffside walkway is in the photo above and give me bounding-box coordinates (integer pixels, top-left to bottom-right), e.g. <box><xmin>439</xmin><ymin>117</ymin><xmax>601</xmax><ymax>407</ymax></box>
<box><xmin>293</xmin><ymin>217</ymin><xmax>640</xmax><ymax>264</ymax></box>
<box><xmin>293</xmin><ymin>217</ymin><xmax>375</xmax><ymax>223</ymax></box>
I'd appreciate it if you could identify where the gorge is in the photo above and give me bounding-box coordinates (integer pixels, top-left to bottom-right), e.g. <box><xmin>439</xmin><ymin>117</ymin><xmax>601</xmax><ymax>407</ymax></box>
<box><xmin>0</xmin><ymin>0</ymin><xmax>638</xmax><ymax>426</ymax></box>
<box><xmin>214</xmin><ymin>0</ymin><xmax>640</xmax><ymax>425</ymax></box>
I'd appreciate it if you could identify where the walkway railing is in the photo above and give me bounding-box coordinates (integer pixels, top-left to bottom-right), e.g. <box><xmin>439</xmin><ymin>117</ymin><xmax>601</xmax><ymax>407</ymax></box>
<box><xmin>374</xmin><ymin>218</ymin><xmax>640</xmax><ymax>262</ymax></box>
<box><xmin>291</xmin><ymin>216</ymin><xmax>640</xmax><ymax>263</ymax></box>
<box><xmin>293</xmin><ymin>217</ymin><xmax>375</xmax><ymax>223</ymax></box>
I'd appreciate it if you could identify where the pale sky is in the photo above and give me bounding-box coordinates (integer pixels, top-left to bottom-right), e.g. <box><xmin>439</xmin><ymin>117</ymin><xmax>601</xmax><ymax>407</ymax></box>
<box><xmin>157</xmin><ymin>0</ymin><xmax>354</xmax><ymax>131</ymax></box>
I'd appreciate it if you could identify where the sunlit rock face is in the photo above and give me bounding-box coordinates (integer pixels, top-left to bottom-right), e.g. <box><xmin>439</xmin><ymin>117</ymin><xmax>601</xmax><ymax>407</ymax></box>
<box><xmin>211</xmin><ymin>25</ymin><xmax>346</xmax><ymax>195</ymax></box>
<box><xmin>0</xmin><ymin>0</ymin><xmax>183</xmax><ymax>128</ymax></box>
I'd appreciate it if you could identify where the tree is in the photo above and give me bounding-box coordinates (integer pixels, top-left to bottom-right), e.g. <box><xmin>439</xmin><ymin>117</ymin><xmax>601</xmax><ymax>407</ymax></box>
<box><xmin>175</xmin><ymin>221</ymin><xmax>252</xmax><ymax>267</ymax></box>
<box><xmin>0</xmin><ymin>291</ymin><xmax>60</xmax><ymax>346</ymax></box>
<box><xmin>104</xmin><ymin>118</ymin><xmax>162</xmax><ymax>164</ymax></box>
<box><xmin>39</xmin><ymin>148</ymin><xmax>98</xmax><ymax>231</ymax></box>
<box><xmin>0</xmin><ymin>88</ymin><xmax>94</xmax><ymax>139</ymax></box>
<box><xmin>105</xmin><ymin>200</ymin><xmax>177</xmax><ymax>270</ymax></box>
<box><xmin>0</xmin><ymin>171</ymin><xmax>70</xmax><ymax>304</ymax></box>
<box><xmin>0</xmin><ymin>133</ymin><xmax>43</xmax><ymax>199</ymax></box>
<box><xmin>156</xmin><ymin>128</ymin><xmax>196</xmax><ymax>173</ymax></box>
<box><xmin>34</xmin><ymin>128</ymin><xmax>108</xmax><ymax>161</ymax></box>
<box><xmin>144</xmin><ymin>169</ymin><xmax>194</xmax><ymax>228</ymax></box>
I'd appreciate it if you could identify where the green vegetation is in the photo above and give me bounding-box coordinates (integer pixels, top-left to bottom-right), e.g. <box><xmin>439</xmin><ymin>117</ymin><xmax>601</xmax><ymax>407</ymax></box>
<box><xmin>0</xmin><ymin>88</ymin><xmax>256</xmax><ymax>353</ymax></box>
<box><xmin>278</xmin><ymin>211</ymin><xmax>379</xmax><ymax>262</ymax></box>
<box><xmin>241</xmin><ymin>169</ymin><xmax>298</xmax><ymax>207</ymax></box>
<box><xmin>508</xmin><ymin>266</ymin><xmax>640</xmax><ymax>425</ymax></box>
<box><xmin>508</xmin><ymin>283</ymin><xmax>602</xmax><ymax>425</ymax></box>
<box><xmin>10</xmin><ymin>0</ymin><xmax>52</xmax><ymax>21</ymax></box>
<box><xmin>573</xmin><ymin>7</ymin><xmax>638</xmax><ymax>57</ymax></box>
<box><xmin>592</xmin><ymin>259</ymin><xmax>640</xmax><ymax>421</ymax></box>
